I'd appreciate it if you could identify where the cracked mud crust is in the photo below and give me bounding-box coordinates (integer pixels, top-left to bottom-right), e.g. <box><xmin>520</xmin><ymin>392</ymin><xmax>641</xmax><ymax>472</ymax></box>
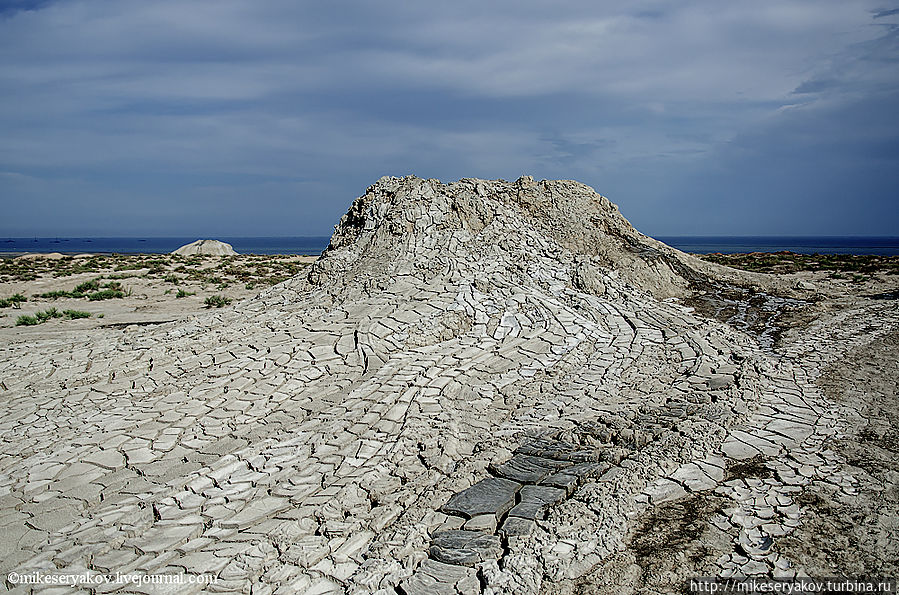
<box><xmin>563</xmin><ymin>299</ymin><xmax>898</xmax><ymax>595</ymax></box>
<box><xmin>777</xmin><ymin>330</ymin><xmax>899</xmax><ymax>576</ymax></box>
<box><xmin>0</xmin><ymin>176</ymin><xmax>896</xmax><ymax>594</ymax></box>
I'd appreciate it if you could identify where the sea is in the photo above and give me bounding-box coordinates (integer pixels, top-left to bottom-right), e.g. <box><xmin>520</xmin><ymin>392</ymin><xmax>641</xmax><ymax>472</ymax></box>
<box><xmin>1</xmin><ymin>236</ymin><xmax>899</xmax><ymax>256</ymax></box>
<box><xmin>655</xmin><ymin>236</ymin><xmax>899</xmax><ymax>256</ymax></box>
<box><xmin>0</xmin><ymin>237</ymin><xmax>332</xmax><ymax>256</ymax></box>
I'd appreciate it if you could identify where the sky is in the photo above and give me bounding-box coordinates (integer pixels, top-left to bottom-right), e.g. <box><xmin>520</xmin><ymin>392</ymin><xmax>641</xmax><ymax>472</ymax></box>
<box><xmin>1</xmin><ymin>0</ymin><xmax>897</xmax><ymax>238</ymax></box>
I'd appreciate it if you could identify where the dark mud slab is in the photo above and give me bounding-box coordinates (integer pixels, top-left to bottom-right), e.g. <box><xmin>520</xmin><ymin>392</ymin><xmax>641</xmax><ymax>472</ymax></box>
<box><xmin>687</xmin><ymin>282</ymin><xmax>808</xmax><ymax>351</ymax></box>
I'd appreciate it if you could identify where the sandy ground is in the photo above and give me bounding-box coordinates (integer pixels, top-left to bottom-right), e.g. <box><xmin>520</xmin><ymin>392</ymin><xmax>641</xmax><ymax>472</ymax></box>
<box><xmin>779</xmin><ymin>329</ymin><xmax>899</xmax><ymax>576</ymax></box>
<box><xmin>0</xmin><ymin>253</ymin><xmax>317</xmax><ymax>332</ymax></box>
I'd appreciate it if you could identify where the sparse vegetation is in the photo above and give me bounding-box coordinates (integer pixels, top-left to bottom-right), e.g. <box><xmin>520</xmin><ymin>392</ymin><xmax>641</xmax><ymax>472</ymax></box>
<box><xmin>15</xmin><ymin>314</ymin><xmax>40</xmax><ymax>326</ymax></box>
<box><xmin>87</xmin><ymin>289</ymin><xmax>126</xmax><ymax>301</ymax></box>
<box><xmin>3</xmin><ymin>253</ymin><xmax>312</xmax><ymax>287</ymax></box>
<box><xmin>38</xmin><ymin>290</ymin><xmax>74</xmax><ymax>299</ymax></box>
<box><xmin>15</xmin><ymin>307</ymin><xmax>92</xmax><ymax>326</ymax></box>
<box><xmin>36</xmin><ymin>279</ymin><xmax>129</xmax><ymax>301</ymax></box>
<box><xmin>0</xmin><ymin>294</ymin><xmax>26</xmax><ymax>308</ymax></box>
<box><xmin>74</xmin><ymin>279</ymin><xmax>101</xmax><ymax>294</ymax></box>
<box><xmin>35</xmin><ymin>307</ymin><xmax>61</xmax><ymax>322</ymax></box>
<box><xmin>145</xmin><ymin>259</ymin><xmax>167</xmax><ymax>275</ymax></box>
<box><xmin>697</xmin><ymin>252</ymin><xmax>899</xmax><ymax>275</ymax></box>
<box><xmin>204</xmin><ymin>295</ymin><xmax>232</xmax><ymax>308</ymax></box>
<box><xmin>2</xmin><ymin>253</ymin><xmax>314</xmax><ymax>327</ymax></box>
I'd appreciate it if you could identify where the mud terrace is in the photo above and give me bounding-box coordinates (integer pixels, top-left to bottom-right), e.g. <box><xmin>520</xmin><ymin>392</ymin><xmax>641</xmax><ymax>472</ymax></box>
<box><xmin>1</xmin><ymin>176</ymin><xmax>896</xmax><ymax>594</ymax></box>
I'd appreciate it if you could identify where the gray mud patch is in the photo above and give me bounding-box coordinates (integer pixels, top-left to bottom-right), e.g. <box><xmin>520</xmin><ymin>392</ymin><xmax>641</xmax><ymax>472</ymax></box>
<box><xmin>778</xmin><ymin>330</ymin><xmax>899</xmax><ymax>575</ymax></box>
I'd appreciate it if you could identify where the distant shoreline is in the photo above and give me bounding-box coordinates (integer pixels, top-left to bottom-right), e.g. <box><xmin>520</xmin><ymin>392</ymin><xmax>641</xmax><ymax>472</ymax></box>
<box><xmin>2</xmin><ymin>235</ymin><xmax>899</xmax><ymax>256</ymax></box>
<box><xmin>0</xmin><ymin>251</ymin><xmax>323</xmax><ymax>260</ymax></box>
<box><xmin>0</xmin><ymin>236</ymin><xmax>333</xmax><ymax>257</ymax></box>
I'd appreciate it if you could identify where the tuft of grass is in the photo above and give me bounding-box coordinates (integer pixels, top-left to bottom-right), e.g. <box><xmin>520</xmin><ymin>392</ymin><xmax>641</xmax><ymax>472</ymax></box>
<box><xmin>38</xmin><ymin>278</ymin><xmax>129</xmax><ymax>300</ymax></box>
<box><xmin>204</xmin><ymin>295</ymin><xmax>231</xmax><ymax>308</ymax></box>
<box><xmin>73</xmin><ymin>279</ymin><xmax>101</xmax><ymax>294</ymax></box>
<box><xmin>176</xmin><ymin>289</ymin><xmax>195</xmax><ymax>298</ymax></box>
<box><xmin>16</xmin><ymin>307</ymin><xmax>91</xmax><ymax>325</ymax></box>
<box><xmin>0</xmin><ymin>293</ymin><xmax>27</xmax><ymax>308</ymax></box>
<box><xmin>15</xmin><ymin>314</ymin><xmax>40</xmax><ymax>326</ymax></box>
<box><xmin>35</xmin><ymin>307</ymin><xmax>61</xmax><ymax>322</ymax></box>
<box><xmin>87</xmin><ymin>289</ymin><xmax>125</xmax><ymax>301</ymax></box>
<box><xmin>163</xmin><ymin>274</ymin><xmax>179</xmax><ymax>284</ymax></box>
<box><xmin>37</xmin><ymin>290</ymin><xmax>72</xmax><ymax>300</ymax></box>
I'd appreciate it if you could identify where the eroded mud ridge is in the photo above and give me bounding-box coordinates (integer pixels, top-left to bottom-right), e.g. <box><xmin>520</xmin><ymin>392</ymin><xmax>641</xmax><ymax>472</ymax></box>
<box><xmin>1</xmin><ymin>176</ymin><xmax>896</xmax><ymax>594</ymax></box>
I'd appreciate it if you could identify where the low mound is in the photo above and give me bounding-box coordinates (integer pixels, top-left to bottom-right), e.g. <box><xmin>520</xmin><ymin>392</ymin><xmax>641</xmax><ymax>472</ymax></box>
<box><xmin>15</xmin><ymin>252</ymin><xmax>66</xmax><ymax>260</ymax></box>
<box><xmin>5</xmin><ymin>175</ymin><xmax>832</xmax><ymax>594</ymax></box>
<box><xmin>309</xmin><ymin>175</ymin><xmax>742</xmax><ymax>299</ymax></box>
<box><xmin>171</xmin><ymin>239</ymin><xmax>237</xmax><ymax>256</ymax></box>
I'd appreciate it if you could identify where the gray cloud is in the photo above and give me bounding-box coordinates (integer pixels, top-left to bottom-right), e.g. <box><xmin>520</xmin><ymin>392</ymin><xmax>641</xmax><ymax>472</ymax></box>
<box><xmin>873</xmin><ymin>8</ymin><xmax>899</xmax><ymax>18</ymax></box>
<box><xmin>0</xmin><ymin>0</ymin><xmax>897</xmax><ymax>236</ymax></box>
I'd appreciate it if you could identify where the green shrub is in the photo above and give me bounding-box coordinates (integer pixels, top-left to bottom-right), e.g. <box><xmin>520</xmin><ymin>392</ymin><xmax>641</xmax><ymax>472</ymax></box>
<box><xmin>38</xmin><ymin>279</ymin><xmax>128</xmax><ymax>300</ymax></box>
<box><xmin>40</xmin><ymin>278</ymin><xmax>101</xmax><ymax>299</ymax></box>
<box><xmin>37</xmin><ymin>290</ymin><xmax>73</xmax><ymax>300</ymax></box>
<box><xmin>73</xmin><ymin>279</ymin><xmax>101</xmax><ymax>294</ymax></box>
<box><xmin>0</xmin><ymin>293</ymin><xmax>26</xmax><ymax>308</ymax></box>
<box><xmin>35</xmin><ymin>307</ymin><xmax>61</xmax><ymax>322</ymax></box>
<box><xmin>15</xmin><ymin>314</ymin><xmax>39</xmax><ymax>326</ymax></box>
<box><xmin>176</xmin><ymin>289</ymin><xmax>195</xmax><ymax>298</ymax></box>
<box><xmin>87</xmin><ymin>289</ymin><xmax>125</xmax><ymax>301</ymax></box>
<box><xmin>204</xmin><ymin>295</ymin><xmax>232</xmax><ymax>308</ymax></box>
<box><xmin>163</xmin><ymin>274</ymin><xmax>179</xmax><ymax>284</ymax></box>
<box><xmin>15</xmin><ymin>307</ymin><xmax>91</xmax><ymax>325</ymax></box>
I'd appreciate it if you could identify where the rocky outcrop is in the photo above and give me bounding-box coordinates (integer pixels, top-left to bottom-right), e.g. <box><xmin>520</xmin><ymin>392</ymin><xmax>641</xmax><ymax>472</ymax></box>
<box><xmin>171</xmin><ymin>239</ymin><xmax>238</xmax><ymax>256</ymax></box>
<box><xmin>309</xmin><ymin>176</ymin><xmax>708</xmax><ymax>300</ymax></box>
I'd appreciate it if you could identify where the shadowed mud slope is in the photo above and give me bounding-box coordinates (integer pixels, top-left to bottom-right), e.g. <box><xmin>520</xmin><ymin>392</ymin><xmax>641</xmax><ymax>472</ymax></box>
<box><xmin>0</xmin><ymin>176</ymin><xmax>895</xmax><ymax>594</ymax></box>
